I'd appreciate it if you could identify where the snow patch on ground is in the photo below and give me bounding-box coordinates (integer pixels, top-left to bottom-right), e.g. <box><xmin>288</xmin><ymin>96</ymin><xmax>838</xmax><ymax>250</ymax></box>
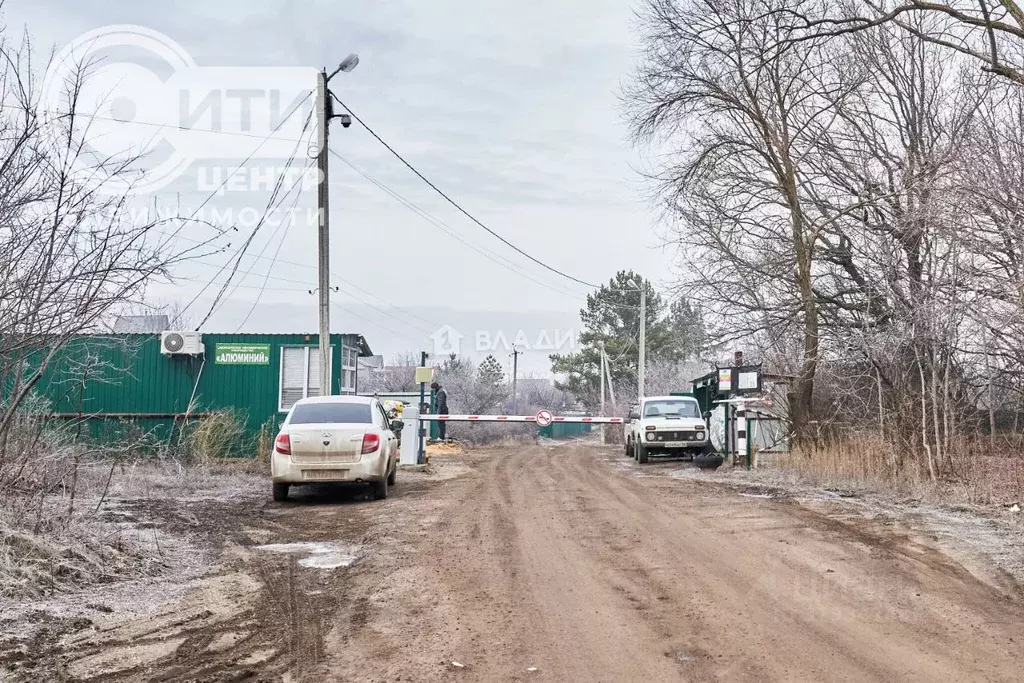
<box><xmin>256</xmin><ymin>541</ymin><xmax>363</xmax><ymax>569</ymax></box>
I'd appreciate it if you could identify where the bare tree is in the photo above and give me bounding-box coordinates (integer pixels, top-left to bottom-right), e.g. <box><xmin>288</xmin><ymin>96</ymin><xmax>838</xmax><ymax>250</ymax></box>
<box><xmin>782</xmin><ymin>1</ymin><xmax>1024</xmax><ymax>84</ymax></box>
<box><xmin>627</xmin><ymin>0</ymin><xmax>864</xmax><ymax>439</ymax></box>
<box><xmin>0</xmin><ymin>31</ymin><xmax>205</xmax><ymax>467</ymax></box>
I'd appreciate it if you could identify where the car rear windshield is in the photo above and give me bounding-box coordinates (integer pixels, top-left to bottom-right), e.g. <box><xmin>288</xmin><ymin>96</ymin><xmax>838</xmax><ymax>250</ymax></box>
<box><xmin>289</xmin><ymin>402</ymin><xmax>372</xmax><ymax>425</ymax></box>
<box><xmin>643</xmin><ymin>400</ymin><xmax>700</xmax><ymax>418</ymax></box>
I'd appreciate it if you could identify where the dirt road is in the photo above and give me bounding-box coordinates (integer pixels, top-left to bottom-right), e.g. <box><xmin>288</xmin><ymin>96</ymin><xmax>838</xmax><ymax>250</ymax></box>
<box><xmin>7</xmin><ymin>442</ymin><xmax>1022</xmax><ymax>682</ymax></box>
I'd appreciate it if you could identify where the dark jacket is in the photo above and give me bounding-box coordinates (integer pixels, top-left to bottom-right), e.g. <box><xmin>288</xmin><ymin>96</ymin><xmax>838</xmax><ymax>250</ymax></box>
<box><xmin>435</xmin><ymin>387</ymin><xmax>449</xmax><ymax>413</ymax></box>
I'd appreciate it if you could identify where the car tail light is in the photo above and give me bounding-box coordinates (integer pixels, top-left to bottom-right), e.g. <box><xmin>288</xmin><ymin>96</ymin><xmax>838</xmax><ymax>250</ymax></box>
<box><xmin>275</xmin><ymin>433</ymin><xmax>291</xmax><ymax>455</ymax></box>
<box><xmin>361</xmin><ymin>433</ymin><xmax>380</xmax><ymax>454</ymax></box>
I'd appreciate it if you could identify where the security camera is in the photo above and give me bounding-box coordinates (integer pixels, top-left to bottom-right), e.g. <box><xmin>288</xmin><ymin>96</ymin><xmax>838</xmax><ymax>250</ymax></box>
<box><xmin>339</xmin><ymin>114</ymin><xmax>352</xmax><ymax>128</ymax></box>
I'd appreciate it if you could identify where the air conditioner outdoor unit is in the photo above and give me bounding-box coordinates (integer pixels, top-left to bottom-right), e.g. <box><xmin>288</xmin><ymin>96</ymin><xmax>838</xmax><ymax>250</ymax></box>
<box><xmin>160</xmin><ymin>331</ymin><xmax>204</xmax><ymax>356</ymax></box>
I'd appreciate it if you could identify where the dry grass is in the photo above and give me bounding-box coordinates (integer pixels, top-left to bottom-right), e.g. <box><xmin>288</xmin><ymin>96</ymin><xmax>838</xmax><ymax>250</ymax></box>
<box><xmin>767</xmin><ymin>434</ymin><xmax>1024</xmax><ymax>505</ymax></box>
<box><xmin>187</xmin><ymin>409</ymin><xmax>251</xmax><ymax>464</ymax></box>
<box><xmin>0</xmin><ymin>503</ymin><xmax>146</xmax><ymax>599</ymax></box>
<box><xmin>0</xmin><ymin>424</ymin><xmax>267</xmax><ymax>600</ymax></box>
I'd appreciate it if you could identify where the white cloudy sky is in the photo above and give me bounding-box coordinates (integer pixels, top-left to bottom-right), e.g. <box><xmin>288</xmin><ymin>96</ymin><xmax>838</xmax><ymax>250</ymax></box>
<box><xmin>11</xmin><ymin>0</ymin><xmax>676</xmax><ymax>372</ymax></box>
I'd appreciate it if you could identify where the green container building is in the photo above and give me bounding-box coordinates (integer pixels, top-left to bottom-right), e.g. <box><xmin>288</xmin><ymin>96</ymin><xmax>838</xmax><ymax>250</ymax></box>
<box><xmin>17</xmin><ymin>332</ymin><xmax>373</xmax><ymax>452</ymax></box>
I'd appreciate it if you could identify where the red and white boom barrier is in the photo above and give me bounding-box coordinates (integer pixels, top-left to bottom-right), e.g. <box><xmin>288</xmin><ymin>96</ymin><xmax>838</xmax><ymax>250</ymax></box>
<box><xmin>418</xmin><ymin>410</ymin><xmax>623</xmax><ymax>427</ymax></box>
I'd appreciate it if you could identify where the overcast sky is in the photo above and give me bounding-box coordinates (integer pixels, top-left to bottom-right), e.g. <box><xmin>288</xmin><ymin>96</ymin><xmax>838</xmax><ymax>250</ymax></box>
<box><xmin>12</xmin><ymin>0</ymin><xmax>675</xmax><ymax>370</ymax></box>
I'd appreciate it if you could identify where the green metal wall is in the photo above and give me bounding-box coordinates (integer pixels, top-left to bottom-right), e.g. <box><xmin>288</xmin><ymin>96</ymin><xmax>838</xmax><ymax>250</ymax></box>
<box><xmin>537</xmin><ymin>422</ymin><xmax>592</xmax><ymax>439</ymax></box>
<box><xmin>24</xmin><ymin>333</ymin><xmax>356</xmax><ymax>450</ymax></box>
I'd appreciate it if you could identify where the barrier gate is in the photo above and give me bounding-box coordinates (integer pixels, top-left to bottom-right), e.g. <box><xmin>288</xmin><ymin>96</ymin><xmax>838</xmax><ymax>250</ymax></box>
<box><xmin>407</xmin><ymin>410</ymin><xmax>625</xmax><ymax>464</ymax></box>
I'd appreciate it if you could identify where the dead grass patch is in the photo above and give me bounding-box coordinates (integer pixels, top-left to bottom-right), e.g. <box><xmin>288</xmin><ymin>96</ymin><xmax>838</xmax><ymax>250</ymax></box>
<box><xmin>765</xmin><ymin>434</ymin><xmax>1024</xmax><ymax>505</ymax></box>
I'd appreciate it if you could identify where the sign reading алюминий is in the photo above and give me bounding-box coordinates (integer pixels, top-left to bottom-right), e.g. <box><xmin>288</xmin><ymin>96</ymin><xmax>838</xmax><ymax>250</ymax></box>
<box><xmin>214</xmin><ymin>343</ymin><xmax>271</xmax><ymax>365</ymax></box>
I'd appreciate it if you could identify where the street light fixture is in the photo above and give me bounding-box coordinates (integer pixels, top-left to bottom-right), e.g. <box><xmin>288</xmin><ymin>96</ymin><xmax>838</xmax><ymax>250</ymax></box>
<box><xmin>328</xmin><ymin>53</ymin><xmax>360</xmax><ymax>81</ymax></box>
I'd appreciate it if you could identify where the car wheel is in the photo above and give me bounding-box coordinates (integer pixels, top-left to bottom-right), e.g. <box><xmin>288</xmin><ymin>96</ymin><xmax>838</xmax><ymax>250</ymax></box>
<box><xmin>272</xmin><ymin>483</ymin><xmax>289</xmax><ymax>502</ymax></box>
<box><xmin>637</xmin><ymin>443</ymin><xmax>649</xmax><ymax>464</ymax></box>
<box><xmin>624</xmin><ymin>437</ymin><xmax>632</xmax><ymax>457</ymax></box>
<box><xmin>373</xmin><ymin>478</ymin><xmax>389</xmax><ymax>500</ymax></box>
<box><xmin>387</xmin><ymin>462</ymin><xmax>397</xmax><ymax>486</ymax></box>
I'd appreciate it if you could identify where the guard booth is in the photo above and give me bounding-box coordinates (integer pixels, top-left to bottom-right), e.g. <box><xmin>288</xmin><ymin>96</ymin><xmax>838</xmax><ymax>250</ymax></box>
<box><xmin>691</xmin><ymin>362</ymin><xmax>791</xmax><ymax>467</ymax></box>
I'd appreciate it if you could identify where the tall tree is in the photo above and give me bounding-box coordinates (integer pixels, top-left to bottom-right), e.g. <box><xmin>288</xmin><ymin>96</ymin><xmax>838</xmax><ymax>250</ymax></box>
<box><xmin>627</xmin><ymin>0</ymin><xmax>859</xmax><ymax>438</ymax></box>
<box><xmin>550</xmin><ymin>271</ymin><xmax>702</xmax><ymax>406</ymax></box>
<box><xmin>477</xmin><ymin>355</ymin><xmax>506</xmax><ymax>387</ymax></box>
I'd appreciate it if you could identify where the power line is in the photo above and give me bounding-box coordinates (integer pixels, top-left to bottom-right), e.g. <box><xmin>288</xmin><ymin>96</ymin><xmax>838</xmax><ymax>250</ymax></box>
<box><xmin>2</xmin><ymin>101</ymin><xmax>316</xmax><ymax>147</ymax></box>
<box><xmin>171</xmin><ymin>92</ymin><xmax>314</xmax><ymax>326</ymax></box>
<box><xmin>330</xmin><ymin>94</ymin><xmax>599</xmax><ymax>289</ymax></box>
<box><xmin>329</xmin><ymin>148</ymin><xmax>587</xmax><ymax>301</ymax></box>
<box><xmin>234</xmin><ymin>160</ymin><xmax>315</xmax><ymax>331</ymax></box>
<box><xmin>192</xmin><ymin>108</ymin><xmax>315</xmax><ymax>328</ymax></box>
<box><xmin>331</xmin><ymin>300</ymin><xmax>410</xmax><ymax>339</ymax></box>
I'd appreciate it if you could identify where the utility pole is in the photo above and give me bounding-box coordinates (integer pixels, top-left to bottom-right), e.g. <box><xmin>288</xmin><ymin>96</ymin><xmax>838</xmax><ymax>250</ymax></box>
<box><xmin>599</xmin><ymin>340</ymin><xmax>606</xmax><ymax>416</ymax></box>
<box><xmin>510</xmin><ymin>345</ymin><xmax>521</xmax><ymax>414</ymax></box>
<box><xmin>638</xmin><ymin>283</ymin><xmax>646</xmax><ymax>400</ymax></box>
<box><xmin>418</xmin><ymin>350</ymin><xmax>428</xmax><ymax>464</ymax></box>
<box><xmin>316</xmin><ymin>69</ymin><xmax>331</xmax><ymax>396</ymax></box>
<box><xmin>604</xmin><ymin>348</ymin><xmax>616</xmax><ymax>411</ymax></box>
<box><xmin>315</xmin><ymin>54</ymin><xmax>359</xmax><ymax>397</ymax></box>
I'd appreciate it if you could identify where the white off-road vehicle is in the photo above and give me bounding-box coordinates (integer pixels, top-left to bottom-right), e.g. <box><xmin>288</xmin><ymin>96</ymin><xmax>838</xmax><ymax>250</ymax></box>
<box><xmin>625</xmin><ymin>395</ymin><xmax>712</xmax><ymax>464</ymax></box>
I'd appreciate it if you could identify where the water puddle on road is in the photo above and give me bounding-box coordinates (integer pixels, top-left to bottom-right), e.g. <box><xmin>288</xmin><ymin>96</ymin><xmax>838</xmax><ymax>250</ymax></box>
<box><xmin>255</xmin><ymin>541</ymin><xmax>363</xmax><ymax>569</ymax></box>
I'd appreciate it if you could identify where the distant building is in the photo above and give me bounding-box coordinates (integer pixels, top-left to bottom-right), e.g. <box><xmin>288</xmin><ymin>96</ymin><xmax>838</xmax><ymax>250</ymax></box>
<box><xmin>111</xmin><ymin>315</ymin><xmax>170</xmax><ymax>334</ymax></box>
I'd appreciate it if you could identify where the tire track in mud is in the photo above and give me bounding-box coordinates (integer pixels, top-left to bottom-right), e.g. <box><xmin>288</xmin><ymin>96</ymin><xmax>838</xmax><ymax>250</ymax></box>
<box><xmin>25</xmin><ymin>446</ymin><xmax>1023</xmax><ymax>682</ymax></box>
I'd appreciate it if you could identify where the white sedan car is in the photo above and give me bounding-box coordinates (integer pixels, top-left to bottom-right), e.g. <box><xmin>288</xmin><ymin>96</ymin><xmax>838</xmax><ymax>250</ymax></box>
<box><xmin>271</xmin><ymin>395</ymin><xmax>401</xmax><ymax>502</ymax></box>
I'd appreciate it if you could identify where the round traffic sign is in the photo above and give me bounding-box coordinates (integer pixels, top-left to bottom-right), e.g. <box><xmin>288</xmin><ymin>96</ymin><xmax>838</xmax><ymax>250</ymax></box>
<box><xmin>536</xmin><ymin>409</ymin><xmax>553</xmax><ymax>427</ymax></box>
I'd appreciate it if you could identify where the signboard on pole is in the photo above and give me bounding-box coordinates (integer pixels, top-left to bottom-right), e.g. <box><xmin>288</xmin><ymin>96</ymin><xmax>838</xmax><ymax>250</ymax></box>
<box><xmin>414</xmin><ymin>366</ymin><xmax>434</xmax><ymax>384</ymax></box>
<box><xmin>214</xmin><ymin>343</ymin><xmax>270</xmax><ymax>365</ymax></box>
<box><xmin>738</xmin><ymin>370</ymin><xmax>759</xmax><ymax>391</ymax></box>
<box><xmin>718</xmin><ymin>368</ymin><xmax>733</xmax><ymax>392</ymax></box>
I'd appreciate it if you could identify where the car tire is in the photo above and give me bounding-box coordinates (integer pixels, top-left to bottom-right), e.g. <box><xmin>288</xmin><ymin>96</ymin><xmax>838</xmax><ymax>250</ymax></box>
<box><xmin>637</xmin><ymin>443</ymin><xmax>649</xmax><ymax>464</ymax></box>
<box><xmin>272</xmin><ymin>483</ymin><xmax>289</xmax><ymax>502</ymax></box>
<box><xmin>624</xmin><ymin>437</ymin><xmax>632</xmax><ymax>457</ymax></box>
<box><xmin>373</xmin><ymin>478</ymin><xmax>389</xmax><ymax>500</ymax></box>
<box><xmin>387</xmin><ymin>463</ymin><xmax>397</xmax><ymax>486</ymax></box>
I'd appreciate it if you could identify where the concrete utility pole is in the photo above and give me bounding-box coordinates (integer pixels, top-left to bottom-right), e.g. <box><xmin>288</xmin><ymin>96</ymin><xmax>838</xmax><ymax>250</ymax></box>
<box><xmin>604</xmin><ymin>348</ymin><xmax>616</xmax><ymax>410</ymax></box>
<box><xmin>418</xmin><ymin>350</ymin><xmax>428</xmax><ymax>464</ymax></box>
<box><xmin>510</xmin><ymin>345</ymin><xmax>521</xmax><ymax>414</ymax></box>
<box><xmin>315</xmin><ymin>54</ymin><xmax>359</xmax><ymax>396</ymax></box>
<box><xmin>599</xmin><ymin>340</ymin><xmax>606</xmax><ymax>416</ymax></box>
<box><xmin>316</xmin><ymin>69</ymin><xmax>331</xmax><ymax>395</ymax></box>
<box><xmin>638</xmin><ymin>283</ymin><xmax>646</xmax><ymax>400</ymax></box>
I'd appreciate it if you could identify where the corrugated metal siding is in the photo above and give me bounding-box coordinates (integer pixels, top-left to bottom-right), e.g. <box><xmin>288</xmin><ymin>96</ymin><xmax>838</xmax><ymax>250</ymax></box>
<box><xmin>27</xmin><ymin>333</ymin><xmax>355</xmax><ymax>449</ymax></box>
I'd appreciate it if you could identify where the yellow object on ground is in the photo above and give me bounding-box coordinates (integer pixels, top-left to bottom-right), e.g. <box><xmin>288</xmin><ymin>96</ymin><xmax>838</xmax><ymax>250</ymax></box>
<box><xmin>427</xmin><ymin>441</ymin><xmax>464</xmax><ymax>456</ymax></box>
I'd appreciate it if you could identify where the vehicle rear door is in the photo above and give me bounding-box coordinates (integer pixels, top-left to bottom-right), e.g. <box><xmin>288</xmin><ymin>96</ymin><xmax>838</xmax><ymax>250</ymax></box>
<box><xmin>287</xmin><ymin>402</ymin><xmax>373</xmax><ymax>464</ymax></box>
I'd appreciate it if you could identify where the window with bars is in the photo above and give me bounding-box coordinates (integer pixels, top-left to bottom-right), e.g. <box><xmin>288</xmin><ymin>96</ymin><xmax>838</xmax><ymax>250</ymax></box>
<box><xmin>279</xmin><ymin>346</ymin><xmax>333</xmax><ymax>411</ymax></box>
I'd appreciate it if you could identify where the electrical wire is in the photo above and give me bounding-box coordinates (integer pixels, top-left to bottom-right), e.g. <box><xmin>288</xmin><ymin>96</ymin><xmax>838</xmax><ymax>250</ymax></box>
<box><xmin>192</xmin><ymin>109</ymin><xmax>315</xmax><ymax>328</ymax></box>
<box><xmin>329</xmin><ymin>148</ymin><xmax>587</xmax><ymax>301</ymax></box>
<box><xmin>330</xmin><ymin>300</ymin><xmax>409</xmax><ymax>339</ymax></box>
<box><xmin>234</xmin><ymin>160</ymin><xmax>315</xmax><ymax>331</ymax></box>
<box><xmin>170</xmin><ymin>92</ymin><xmax>314</xmax><ymax>326</ymax></box>
<box><xmin>159</xmin><ymin>235</ymin><xmax>446</xmax><ymax>335</ymax></box>
<box><xmin>330</xmin><ymin>94</ymin><xmax>599</xmax><ymax>289</ymax></box>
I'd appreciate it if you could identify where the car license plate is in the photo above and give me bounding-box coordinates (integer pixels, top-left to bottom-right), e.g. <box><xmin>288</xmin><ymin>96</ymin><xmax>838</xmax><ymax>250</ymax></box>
<box><xmin>302</xmin><ymin>469</ymin><xmax>348</xmax><ymax>480</ymax></box>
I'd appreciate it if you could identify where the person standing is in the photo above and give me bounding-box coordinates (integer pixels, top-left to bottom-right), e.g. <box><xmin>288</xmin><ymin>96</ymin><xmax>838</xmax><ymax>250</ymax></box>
<box><xmin>431</xmin><ymin>381</ymin><xmax>449</xmax><ymax>441</ymax></box>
